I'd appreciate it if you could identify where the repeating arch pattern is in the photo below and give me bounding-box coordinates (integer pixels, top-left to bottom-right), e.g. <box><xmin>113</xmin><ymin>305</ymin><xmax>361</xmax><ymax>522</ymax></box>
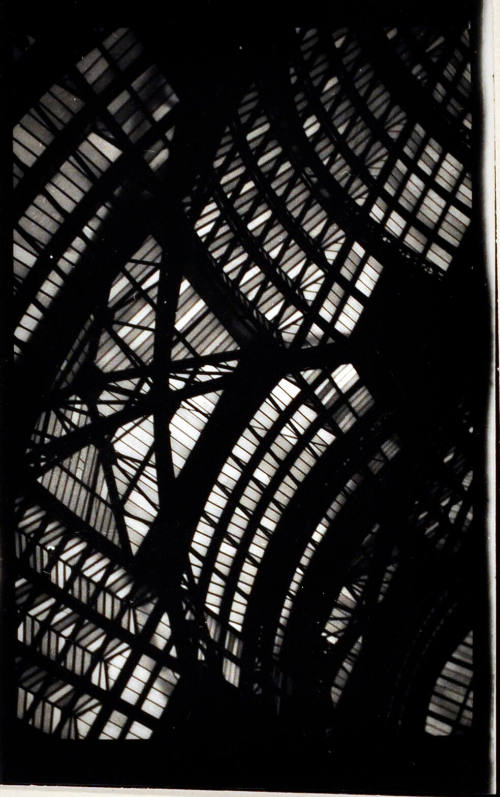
<box><xmin>7</xmin><ymin>8</ymin><xmax>489</xmax><ymax>788</ymax></box>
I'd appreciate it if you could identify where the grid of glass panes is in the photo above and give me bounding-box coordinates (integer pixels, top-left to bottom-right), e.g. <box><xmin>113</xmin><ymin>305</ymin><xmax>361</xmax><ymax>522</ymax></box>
<box><xmin>15</xmin><ymin>497</ymin><xmax>179</xmax><ymax>739</ymax></box>
<box><xmin>273</xmin><ymin>435</ymin><xmax>400</xmax><ymax>658</ymax></box>
<box><xmin>383</xmin><ymin>25</ymin><xmax>471</xmax><ymax>131</ymax></box>
<box><xmin>273</xmin><ymin>473</ymin><xmax>363</xmax><ymax>658</ymax></box>
<box><xmin>13</xmin><ymin>28</ymin><xmax>178</xmax><ymax>357</ymax></box>
<box><xmin>293</xmin><ymin>27</ymin><xmax>471</xmax><ymax>274</ymax></box>
<box><xmin>190</xmin><ymin>363</ymin><xmax>375</xmax><ymax>646</ymax></box>
<box><xmin>330</xmin><ymin>635</ymin><xmax>363</xmax><ymax>705</ymax></box>
<box><xmin>28</xmin><ymin>228</ymin><xmax>242</xmax><ymax>552</ymax></box>
<box><xmin>425</xmin><ymin>630</ymin><xmax>473</xmax><ymax>735</ymax></box>
<box><xmin>32</xmin><ymin>407</ymin><xmax>159</xmax><ymax>555</ymax></box>
<box><xmin>194</xmin><ymin>82</ymin><xmax>385</xmax><ymax>346</ymax></box>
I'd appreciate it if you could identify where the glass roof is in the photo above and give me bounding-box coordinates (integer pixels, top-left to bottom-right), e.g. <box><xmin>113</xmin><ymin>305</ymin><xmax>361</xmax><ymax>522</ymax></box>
<box><xmin>9</xmin><ymin>14</ymin><xmax>484</xmax><ymax>756</ymax></box>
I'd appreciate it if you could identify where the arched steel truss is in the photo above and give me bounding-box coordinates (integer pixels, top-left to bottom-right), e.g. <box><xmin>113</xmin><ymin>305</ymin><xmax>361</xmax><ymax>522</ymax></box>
<box><xmin>5</xmin><ymin>3</ymin><xmax>491</xmax><ymax>789</ymax></box>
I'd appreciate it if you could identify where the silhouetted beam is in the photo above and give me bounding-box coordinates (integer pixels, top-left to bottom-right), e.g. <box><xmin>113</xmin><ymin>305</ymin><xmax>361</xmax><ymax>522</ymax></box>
<box><xmin>215</xmin><ymin>403</ymin><xmax>388</xmax><ymax>640</ymax></box>
<box><xmin>398</xmin><ymin>26</ymin><xmax>471</xmax><ymax>116</ymax></box>
<box><xmin>293</xmin><ymin>31</ymin><xmax>470</xmax><ymax>218</ymax></box>
<box><xmin>13</xmin><ymin>49</ymin><xmax>163</xmax><ymax>221</ymax></box>
<box><xmin>16</xmin><ymin>639</ymin><xmax>157</xmax><ymax>737</ymax></box>
<box><xmin>329</xmin><ymin>535</ymin><xmax>476</xmax><ymax>734</ymax></box>
<box><xmin>11</xmin><ymin>27</ymin><xmax>112</xmax><ymax>121</ymax></box>
<box><xmin>26</xmin><ymin>374</ymin><xmax>233</xmax><ymax>474</ymax></box>
<box><xmin>355</xmin><ymin>23</ymin><xmax>471</xmax><ymax>162</ymax></box>
<box><xmin>16</xmin><ymin>561</ymin><xmax>179</xmax><ymax>673</ymax></box>
<box><xmin>226</xmin><ymin>117</ymin><xmax>344</xmax><ymax>280</ymax></box>
<box><xmin>240</xmin><ymin>425</ymin><xmax>400</xmax><ymax>667</ymax></box>
<box><xmin>257</xmin><ymin>58</ymin><xmax>447</xmax><ymax>280</ymax></box>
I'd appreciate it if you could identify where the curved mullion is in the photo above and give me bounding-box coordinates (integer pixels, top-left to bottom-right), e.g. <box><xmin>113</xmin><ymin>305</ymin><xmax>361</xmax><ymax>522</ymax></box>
<box><xmin>402</xmin><ymin>26</ymin><xmax>471</xmax><ymax>107</ymax></box>
<box><xmin>353</xmin><ymin>23</ymin><xmax>470</xmax><ymax>162</ymax></box>
<box><xmin>222</xmin><ymin>143</ymin><xmax>318</xmax><ymax>301</ymax></box>
<box><xmin>232</xmin><ymin>455</ymin><xmax>367</xmax><ymax>675</ymax></box>
<box><xmin>294</xmin><ymin>40</ymin><xmax>460</xmax><ymax>254</ymax></box>
<box><xmin>84</xmin><ymin>599</ymin><xmax>167</xmax><ymax>740</ymax></box>
<box><xmin>11</xmin><ymin>26</ymin><xmax>115</xmax><ymax>121</ymax></box>
<box><xmin>210</xmin><ymin>181</ymin><xmax>333</xmax><ymax>340</ymax></box>
<box><xmin>18</xmin><ymin>547</ymin><xmax>121</xmax><ymax>726</ymax></box>
<box><xmin>14</xmin><ymin>58</ymin><xmax>176</xmax><ymax>331</ymax></box>
<box><xmin>196</xmin><ymin>123</ymin><xmax>287</xmax><ymax>259</ymax></box>
<box><xmin>228</xmin><ymin>113</ymin><xmax>371</xmax><ymax>315</ymax></box>
<box><xmin>398</xmin><ymin>26</ymin><xmax>471</xmax><ymax>114</ymax></box>
<box><xmin>312</xmin><ymin>29</ymin><xmax>471</xmax><ymax>216</ymax></box>
<box><xmin>240</xmin><ymin>417</ymin><xmax>397</xmax><ymax>668</ymax></box>
<box><xmin>185</xmin><ymin>83</ymin><xmax>263</xmax><ymax>224</ymax></box>
<box><xmin>212</xmin><ymin>391</ymin><xmax>378</xmax><ymax>636</ymax></box>
<box><xmin>258</xmin><ymin>64</ymin><xmax>444</xmax><ymax>283</ymax></box>
<box><xmin>193</xmin><ymin>387</ymin><xmax>306</xmax><ymax>595</ymax></box>
<box><xmin>295</xmin><ymin>38</ymin><xmax>391</xmax><ymax>195</ymax></box>
<box><xmin>13</xmin><ymin>161</ymin><xmax>127</xmax><ymax>329</ymax></box>
<box><xmin>13</xmin><ymin>46</ymin><xmax>154</xmax><ymax>217</ymax></box>
<box><xmin>267</xmin><ymin>460</ymin><xmax>403</xmax><ymax>686</ymax></box>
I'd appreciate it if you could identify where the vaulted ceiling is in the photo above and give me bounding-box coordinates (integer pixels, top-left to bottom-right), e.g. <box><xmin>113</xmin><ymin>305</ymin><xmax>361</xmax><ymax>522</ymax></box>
<box><xmin>3</xmin><ymin>1</ymin><xmax>491</xmax><ymax>791</ymax></box>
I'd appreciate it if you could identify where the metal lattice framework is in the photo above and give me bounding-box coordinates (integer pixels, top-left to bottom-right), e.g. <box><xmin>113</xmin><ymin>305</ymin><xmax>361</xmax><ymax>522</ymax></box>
<box><xmin>5</xmin><ymin>4</ymin><xmax>490</xmax><ymax>788</ymax></box>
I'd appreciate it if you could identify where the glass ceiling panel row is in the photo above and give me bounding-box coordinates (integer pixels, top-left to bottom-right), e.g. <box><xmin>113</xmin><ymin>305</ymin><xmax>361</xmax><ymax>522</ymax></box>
<box><xmin>425</xmin><ymin>630</ymin><xmax>473</xmax><ymax>736</ymax></box>
<box><xmin>193</xmin><ymin>81</ymin><xmax>387</xmax><ymax>347</ymax></box>
<box><xmin>13</xmin><ymin>27</ymin><xmax>178</xmax><ymax>358</ymax></box>
<box><xmin>11</xmin><ymin>13</ymin><xmax>478</xmax><ymax>748</ymax></box>
<box><xmin>15</xmin><ymin>496</ymin><xmax>178</xmax><ymax>739</ymax></box>
<box><xmin>273</xmin><ymin>435</ymin><xmax>400</xmax><ymax>661</ymax></box>
<box><xmin>191</xmin><ymin>363</ymin><xmax>376</xmax><ymax>638</ymax></box>
<box><xmin>294</xmin><ymin>27</ymin><xmax>471</xmax><ymax>273</ymax></box>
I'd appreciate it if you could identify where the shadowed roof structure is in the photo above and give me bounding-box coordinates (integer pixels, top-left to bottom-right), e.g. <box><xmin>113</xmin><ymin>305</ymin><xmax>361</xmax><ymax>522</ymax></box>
<box><xmin>1</xmin><ymin>0</ymin><xmax>493</xmax><ymax>792</ymax></box>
